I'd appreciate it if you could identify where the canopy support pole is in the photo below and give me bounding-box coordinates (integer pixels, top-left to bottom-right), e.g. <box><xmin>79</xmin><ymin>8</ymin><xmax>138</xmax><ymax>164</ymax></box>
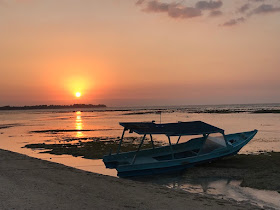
<box><xmin>176</xmin><ymin>135</ymin><xmax>181</xmax><ymax>144</ymax></box>
<box><xmin>198</xmin><ymin>134</ymin><xmax>209</xmax><ymax>155</ymax></box>
<box><xmin>168</xmin><ymin>136</ymin><xmax>175</xmax><ymax>159</ymax></box>
<box><xmin>117</xmin><ymin>128</ymin><xmax>126</xmax><ymax>154</ymax></box>
<box><xmin>131</xmin><ymin>134</ymin><xmax>146</xmax><ymax>165</ymax></box>
<box><xmin>223</xmin><ymin>132</ymin><xmax>230</xmax><ymax>148</ymax></box>
<box><xmin>150</xmin><ymin>134</ymin><xmax>155</xmax><ymax>150</ymax></box>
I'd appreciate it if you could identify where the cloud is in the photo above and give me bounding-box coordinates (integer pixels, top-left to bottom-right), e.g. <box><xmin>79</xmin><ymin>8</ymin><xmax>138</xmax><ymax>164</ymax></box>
<box><xmin>251</xmin><ymin>4</ymin><xmax>280</xmax><ymax>14</ymax></box>
<box><xmin>195</xmin><ymin>1</ymin><xmax>223</xmax><ymax>10</ymax></box>
<box><xmin>222</xmin><ymin>17</ymin><xmax>245</xmax><ymax>26</ymax></box>
<box><xmin>136</xmin><ymin>0</ymin><xmax>145</xmax><ymax>5</ymax></box>
<box><xmin>168</xmin><ymin>6</ymin><xmax>202</xmax><ymax>18</ymax></box>
<box><xmin>144</xmin><ymin>0</ymin><xmax>169</xmax><ymax>13</ymax></box>
<box><xmin>209</xmin><ymin>10</ymin><xmax>223</xmax><ymax>17</ymax></box>
<box><xmin>249</xmin><ymin>0</ymin><xmax>266</xmax><ymax>2</ymax></box>
<box><xmin>138</xmin><ymin>0</ymin><xmax>223</xmax><ymax>19</ymax></box>
<box><xmin>135</xmin><ymin>0</ymin><xmax>280</xmax><ymax>26</ymax></box>
<box><xmin>232</xmin><ymin>1</ymin><xmax>280</xmax><ymax>26</ymax></box>
<box><xmin>143</xmin><ymin>0</ymin><xmax>202</xmax><ymax>19</ymax></box>
<box><xmin>238</xmin><ymin>3</ymin><xmax>251</xmax><ymax>13</ymax></box>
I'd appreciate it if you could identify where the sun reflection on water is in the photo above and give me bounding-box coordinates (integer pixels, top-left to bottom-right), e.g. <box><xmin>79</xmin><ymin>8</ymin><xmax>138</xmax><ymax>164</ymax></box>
<box><xmin>75</xmin><ymin>111</ymin><xmax>83</xmax><ymax>137</ymax></box>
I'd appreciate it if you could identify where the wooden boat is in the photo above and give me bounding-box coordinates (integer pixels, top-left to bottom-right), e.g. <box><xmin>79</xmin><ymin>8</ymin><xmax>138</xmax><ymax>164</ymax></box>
<box><xmin>103</xmin><ymin>121</ymin><xmax>257</xmax><ymax>177</ymax></box>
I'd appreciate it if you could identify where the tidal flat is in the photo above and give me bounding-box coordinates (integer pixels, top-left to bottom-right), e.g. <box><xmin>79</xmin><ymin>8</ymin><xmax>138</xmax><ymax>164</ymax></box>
<box><xmin>24</xmin><ymin>138</ymin><xmax>280</xmax><ymax>192</ymax></box>
<box><xmin>24</xmin><ymin>137</ymin><xmax>163</xmax><ymax>159</ymax></box>
<box><xmin>183</xmin><ymin>152</ymin><xmax>280</xmax><ymax>192</ymax></box>
<box><xmin>30</xmin><ymin>128</ymin><xmax>115</xmax><ymax>133</ymax></box>
<box><xmin>2</xmin><ymin>105</ymin><xmax>280</xmax><ymax>208</ymax></box>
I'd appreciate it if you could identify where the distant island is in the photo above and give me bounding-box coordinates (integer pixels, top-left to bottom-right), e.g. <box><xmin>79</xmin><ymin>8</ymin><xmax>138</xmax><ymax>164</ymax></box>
<box><xmin>0</xmin><ymin>104</ymin><xmax>107</xmax><ymax>110</ymax></box>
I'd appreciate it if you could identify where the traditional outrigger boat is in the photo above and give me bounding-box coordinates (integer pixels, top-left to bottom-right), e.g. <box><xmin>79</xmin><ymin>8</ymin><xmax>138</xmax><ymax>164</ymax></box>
<box><xmin>103</xmin><ymin>121</ymin><xmax>257</xmax><ymax>177</ymax></box>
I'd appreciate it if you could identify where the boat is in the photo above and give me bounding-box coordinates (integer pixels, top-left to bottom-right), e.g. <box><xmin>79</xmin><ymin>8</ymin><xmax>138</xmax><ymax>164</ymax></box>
<box><xmin>103</xmin><ymin>121</ymin><xmax>257</xmax><ymax>177</ymax></box>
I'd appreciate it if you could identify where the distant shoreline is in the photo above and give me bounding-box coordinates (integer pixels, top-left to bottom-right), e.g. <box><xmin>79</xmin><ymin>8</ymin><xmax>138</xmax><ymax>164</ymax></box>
<box><xmin>0</xmin><ymin>104</ymin><xmax>106</xmax><ymax>110</ymax></box>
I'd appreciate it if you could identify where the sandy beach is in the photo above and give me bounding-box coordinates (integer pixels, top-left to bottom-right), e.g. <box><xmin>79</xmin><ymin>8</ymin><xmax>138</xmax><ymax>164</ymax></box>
<box><xmin>0</xmin><ymin>149</ymin><xmax>261</xmax><ymax>210</ymax></box>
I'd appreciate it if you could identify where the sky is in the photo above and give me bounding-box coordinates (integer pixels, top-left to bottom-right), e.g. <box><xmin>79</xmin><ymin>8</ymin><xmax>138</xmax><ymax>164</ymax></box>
<box><xmin>1</xmin><ymin>0</ymin><xmax>280</xmax><ymax>106</ymax></box>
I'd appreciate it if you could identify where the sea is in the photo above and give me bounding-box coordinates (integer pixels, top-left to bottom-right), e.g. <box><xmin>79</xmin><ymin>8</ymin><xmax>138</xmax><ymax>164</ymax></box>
<box><xmin>0</xmin><ymin>103</ymin><xmax>280</xmax><ymax>208</ymax></box>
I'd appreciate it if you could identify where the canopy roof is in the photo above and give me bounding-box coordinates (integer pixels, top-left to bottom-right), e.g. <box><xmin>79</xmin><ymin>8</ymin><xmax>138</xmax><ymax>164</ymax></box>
<box><xmin>119</xmin><ymin>121</ymin><xmax>224</xmax><ymax>136</ymax></box>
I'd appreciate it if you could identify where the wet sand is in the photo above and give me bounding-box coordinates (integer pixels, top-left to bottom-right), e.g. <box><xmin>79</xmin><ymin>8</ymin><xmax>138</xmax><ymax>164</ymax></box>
<box><xmin>182</xmin><ymin>152</ymin><xmax>280</xmax><ymax>192</ymax></box>
<box><xmin>0</xmin><ymin>149</ymin><xmax>259</xmax><ymax>210</ymax></box>
<box><xmin>24</xmin><ymin>138</ymin><xmax>280</xmax><ymax>192</ymax></box>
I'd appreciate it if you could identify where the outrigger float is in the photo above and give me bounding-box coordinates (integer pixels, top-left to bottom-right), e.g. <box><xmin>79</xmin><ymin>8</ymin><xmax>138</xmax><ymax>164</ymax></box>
<box><xmin>103</xmin><ymin>121</ymin><xmax>257</xmax><ymax>177</ymax></box>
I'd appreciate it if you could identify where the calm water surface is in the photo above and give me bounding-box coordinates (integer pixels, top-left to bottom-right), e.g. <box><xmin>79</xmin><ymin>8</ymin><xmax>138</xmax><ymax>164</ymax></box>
<box><xmin>0</xmin><ymin>104</ymin><xmax>280</xmax><ymax>208</ymax></box>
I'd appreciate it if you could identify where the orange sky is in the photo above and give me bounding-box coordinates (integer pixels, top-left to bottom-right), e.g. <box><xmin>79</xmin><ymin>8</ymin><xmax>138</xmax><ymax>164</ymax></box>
<box><xmin>1</xmin><ymin>0</ymin><xmax>280</xmax><ymax>106</ymax></box>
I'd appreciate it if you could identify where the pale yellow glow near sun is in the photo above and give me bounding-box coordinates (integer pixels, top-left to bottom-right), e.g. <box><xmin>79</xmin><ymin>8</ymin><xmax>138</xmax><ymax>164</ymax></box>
<box><xmin>75</xmin><ymin>92</ymin><xmax>81</xmax><ymax>97</ymax></box>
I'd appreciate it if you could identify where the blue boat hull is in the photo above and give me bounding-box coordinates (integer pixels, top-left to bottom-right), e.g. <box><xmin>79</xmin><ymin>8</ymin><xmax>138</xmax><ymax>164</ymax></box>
<box><xmin>104</xmin><ymin>130</ymin><xmax>258</xmax><ymax>177</ymax></box>
<box><xmin>117</xmin><ymin>150</ymin><xmax>239</xmax><ymax>177</ymax></box>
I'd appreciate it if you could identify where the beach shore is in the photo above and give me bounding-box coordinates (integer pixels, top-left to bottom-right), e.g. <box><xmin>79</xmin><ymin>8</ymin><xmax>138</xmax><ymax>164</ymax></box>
<box><xmin>0</xmin><ymin>149</ymin><xmax>259</xmax><ymax>210</ymax></box>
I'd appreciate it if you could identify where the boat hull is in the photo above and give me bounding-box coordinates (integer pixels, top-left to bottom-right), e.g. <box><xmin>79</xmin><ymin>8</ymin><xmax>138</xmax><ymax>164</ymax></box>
<box><xmin>117</xmin><ymin>150</ymin><xmax>239</xmax><ymax>177</ymax></box>
<box><xmin>104</xmin><ymin>130</ymin><xmax>258</xmax><ymax>177</ymax></box>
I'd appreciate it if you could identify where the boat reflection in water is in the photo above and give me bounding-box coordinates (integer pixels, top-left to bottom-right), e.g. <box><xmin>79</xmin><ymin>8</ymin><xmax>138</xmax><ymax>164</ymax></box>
<box><xmin>132</xmin><ymin>174</ymin><xmax>280</xmax><ymax>209</ymax></box>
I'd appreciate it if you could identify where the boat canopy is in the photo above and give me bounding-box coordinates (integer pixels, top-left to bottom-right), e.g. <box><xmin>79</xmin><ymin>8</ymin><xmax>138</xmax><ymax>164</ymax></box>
<box><xmin>119</xmin><ymin>121</ymin><xmax>224</xmax><ymax>136</ymax></box>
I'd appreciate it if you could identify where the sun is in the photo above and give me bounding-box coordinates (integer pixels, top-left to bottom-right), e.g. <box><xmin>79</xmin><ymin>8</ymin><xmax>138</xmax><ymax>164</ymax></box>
<box><xmin>75</xmin><ymin>92</ymin><xmax>81</xmax><ymax>98</ymax></box>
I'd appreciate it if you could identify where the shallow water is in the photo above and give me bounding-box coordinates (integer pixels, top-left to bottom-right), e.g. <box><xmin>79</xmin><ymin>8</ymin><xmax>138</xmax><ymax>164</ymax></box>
<box><xmin>0</xmin><ymin>104</ymin><xmax>280</xmax><ymax>209</ymax></box>
<box><xmin>175</xmin><ymin>178</ymin><xmax>280</xmax><ymax>209</ymax></box>
<box><xmin>132</xmin><ymin>173</ymin><xmax>280</xmax><ymax>209</ymax></box>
